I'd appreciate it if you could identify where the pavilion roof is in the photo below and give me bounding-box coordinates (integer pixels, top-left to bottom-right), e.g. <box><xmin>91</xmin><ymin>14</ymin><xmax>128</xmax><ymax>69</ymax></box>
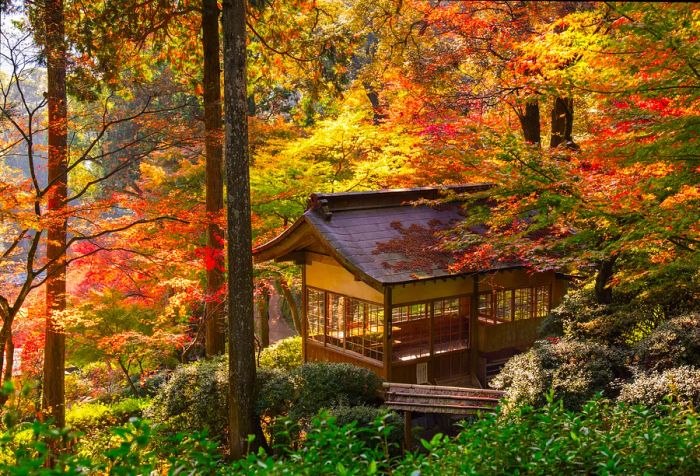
<box><xmin>253</xmin><ymin>184</ymin><xmax>517</xmax><ymax>288</ymax></box>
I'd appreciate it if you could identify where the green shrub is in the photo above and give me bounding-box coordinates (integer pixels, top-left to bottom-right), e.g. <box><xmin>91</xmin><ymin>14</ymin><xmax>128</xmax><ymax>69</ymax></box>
<box><xmin>81</xmin><ymin>361</ymin><xmax>124</xmax><ymax>398</ymax></box>
<box><xmin>229</xmin><ymin>412</ymin><xmax>397</xmax><ymax>475</ymax></box>
<box><xmin>145</xmin><ymin>356</ymin><xmax>229</xmax><ymax>435</ymax></box>
<box><xmin>1</xmin><ymin>417</ymin><xmax>222</xmax><ymax>474</ymax></box>
<box><xmin>541</xmin><ymin>286</ymin><xmax>664</xmax><ymax>346</ymax></box>
<box><xmin>65</xmin><ymin>372</ymin><xmax>93</xmax><ymax>403</ymax></box>
<box><xmin>5</xmin><ymin>394</ymin><xmax>700</xmax><ymax>474</ymax></box>
<box><xmin>259</xmin><ymin>336</ymin><xmax>302</xmax><ymax>372</ymax></box>
<box><xmin>618</xmin><ymin>366</ymin><xmax>700</xmax><ymax>407</ymax></box>
<box><xmin>255</xmin><ymin>368</ymin><xmax>295</xmax><ymax>419</ymax></box>
<box><xmin>492</xmin><ymin>339</ymin><xmax>629</xmax><ymax>410</ymax></box>
<box><xmin>140</xmin><ymin>369</ymin><xmax>172</xmax><ymax>397</ymax></box>
<box><xmin>393</xmin><ymin>398</ymin><xmax>700</xmax><ymax>476</ymax></box>
<box><xmin>289</xmin><ymin>363</ymin><xmax>383</xmax><ymax>421</ymax></box>
<box><xmin>66</xmin><ymin>397</ymin><xmax>148</xmax><ymax>432</ymax></box>
<box><xmin>147</xmin><ymin>359</ymin><xmax>382</xmax><ymax>445</ymax></box>
<box><xmin>329</xmin><ymin>405</ymin><xmax>403</xmax><ymax>452</ymax></box>
<box><xmin>634</xmin><ymin>313</ymin><xmax>700</xmax><ymax>371</ymax></box>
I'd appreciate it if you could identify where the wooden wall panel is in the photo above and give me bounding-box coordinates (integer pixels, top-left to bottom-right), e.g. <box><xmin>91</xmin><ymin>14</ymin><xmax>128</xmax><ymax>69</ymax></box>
<box><xmin>477</xmin><ymin>317</ymin><xmax>544</xmax><ymax>353</ymax></box>
<box><xmin>305</xmin><ymin>254</ymin><xmax>383</xmax><ymax>303</ymax></box>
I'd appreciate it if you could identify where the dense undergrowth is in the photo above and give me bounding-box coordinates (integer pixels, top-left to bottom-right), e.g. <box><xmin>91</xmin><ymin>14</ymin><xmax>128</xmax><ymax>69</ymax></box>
<box><xmin>2</xmin><ymin>395</ymin><xmax>698</xmax><ymax>475</ymax></box>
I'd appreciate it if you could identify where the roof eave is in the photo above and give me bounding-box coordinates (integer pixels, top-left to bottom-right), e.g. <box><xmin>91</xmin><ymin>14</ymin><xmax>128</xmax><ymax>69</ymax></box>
<box><xmin>252</xmin><ymin>217</ymin><xmax>310</xmax><ymax>263</ymax></box>
<box><xmin>379</xmin><ymin>264</ymin><xmax>526</xmax><ymax>287</ymax></box>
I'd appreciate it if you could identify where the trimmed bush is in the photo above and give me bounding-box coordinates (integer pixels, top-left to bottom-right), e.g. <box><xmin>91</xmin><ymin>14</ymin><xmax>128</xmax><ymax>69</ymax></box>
<box><xmin>145</xmin><ymin>356</ymin><xmax>228</xmax><ymax>435</ymax></box>
<box><xmin>618</xmin><ymin>366</ymin><xmax>700</xmax><ymax>407</ymax></box>
<box><xmin>634</xmin><ymin>313</ymin><xmax>700</xmax><ymax>371</ymax></box>
<box><xmin>289</xmin><ymin>363</ymin><xmax>383</xmax><ymax>421</ymax></box>
<box><xmin>492</xmin><ymin>339</ymin><xmax>629</xmax><ymax>410</ymax></box>
<box><xmin>147</xmin><ymin>359</ymin><xmax>382</xmax><ymax>442</ymax></box>
<box><xmin>259</xmin><ymin>336</ymin><xmax>302</xmax><ymax>372</ymax></box>
<box><xmin>255</xmin><ymin>368</ymin><xmax>295</xmax><ymax>419</ymax></box>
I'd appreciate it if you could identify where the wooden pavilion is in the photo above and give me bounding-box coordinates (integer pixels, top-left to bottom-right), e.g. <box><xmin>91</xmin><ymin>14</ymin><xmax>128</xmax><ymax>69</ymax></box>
<box><xmin>253</xmin><ymin>184</ymin><xmax>568</xmax><ymax>387</ymax></box>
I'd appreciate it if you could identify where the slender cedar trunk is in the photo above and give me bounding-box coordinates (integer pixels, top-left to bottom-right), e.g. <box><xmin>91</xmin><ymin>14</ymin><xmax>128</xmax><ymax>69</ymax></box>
<box><xmin>278</xmin><ymin>280</ymin><xmax>302</xmax><ymax>334</ymax></box>
<box><xmin>222</xmin><ymin>0</ymin><xmax>257</xmax><ymax>458</ymax></box>
<box><xmin>203</xmin><ymin>0</ymin><xmax>226</xmax><ymax>357</ymax></box>
<box><xmin>43</xmin><ymin>0</ymin><xmax>68</xmax><ymax>428</ymax></box>
<box><xmin>257</xmin><ymin>289</ymin><xmax>270</xmax><ymax>349</ymax></box>
<box><xmin>517</xmin><ymin>100</ymin><xmax>541</xmax><ymax>145</ymax></box>
<box><xmin>594</xmin><ymin>255</ymin><xmax>617</xmax><ymax>305</ymax></box>
<box><xmin>550</xmin><ymin>97</ymin><xmax>578</xmax><ymax>149</ymax></box>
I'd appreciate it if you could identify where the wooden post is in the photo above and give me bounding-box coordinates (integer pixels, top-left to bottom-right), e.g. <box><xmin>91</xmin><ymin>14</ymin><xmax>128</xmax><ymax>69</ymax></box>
<box><xmin>301</xmin><ymin>264</ymin><xmax>307</xmax><ymax>362</ymax></box>
<box><xmin>428</xmin><ymin>301</ymin><xmax>434</xmax><ymax>382</ymax></box>
<box><xmin>383</xmin><ymin>286</ymin><xmax>393</xmax><ymax>382</ymax></box>
<box><xmin>470</xmin><ymin>275</ymin><xmax>479</xmax><ymax>378</ymax></box>
<box><xmin>403</xmin><ymin>411</ymin><xmax>412</xmax><ymax>452</ymax></box>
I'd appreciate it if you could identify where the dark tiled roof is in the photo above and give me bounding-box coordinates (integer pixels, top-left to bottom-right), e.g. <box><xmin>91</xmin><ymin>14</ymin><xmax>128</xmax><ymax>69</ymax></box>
<box><xmin>305</xmin><ymin>203</ymin><xmax>460</xmax><ymax>283</ymax></box>
<box><xmin>254</xmin><ymin>184</ymin><xmax>502</xmax><ymax>286</ymax></box>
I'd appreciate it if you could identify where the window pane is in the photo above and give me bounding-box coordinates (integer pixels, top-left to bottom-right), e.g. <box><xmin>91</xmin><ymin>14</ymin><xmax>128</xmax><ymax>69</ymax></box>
<box><xmin>433</xmin><ymin>298</ymin><xmax>468</xmax><ymax>354</ymax></box>
<box><xmin>393</xmin><ymin>305</ymin><xmax>408</xmax><ymax>323</ymax></box>
<box><xmin>307</xmin><ymin>288</ymin><xmax>325</xmax><ymax>342</ymax></box>
<box><xmin>327</xmin><ymin>293</ymin><xmax>345</xmax><ymax>348</ymax></box>
<box><xmin>514</xmin><ymin>288</ymin><xmax>533</xmax><ymax>321</ymax></box>
<box><xmin>495</xmin><ymin>290</ymin><xmax>512</xmax><ymax>322</ymax></box>
<box><xmin>409</xmin><ymin>304</ymin><xmax>426</xmax><ymax>320</ymax></box>
<box><xmin>479</xmin><ymin>293</ymin><xmax>496</xmax><ymax>324</ymax></box>
<box><xmin>392</xmin><ymin>304</ymin><xmax>429</xmax><ymax>361</ymax></box>
<box><xmin>535</xmin><ymin>286</ymin><xmax>550</xmax><ymax>317</ymax></box>
<box><xmin>345</xmin><ymin>301</ymin><xmax>384</xmax><ymax>362</ymax></box>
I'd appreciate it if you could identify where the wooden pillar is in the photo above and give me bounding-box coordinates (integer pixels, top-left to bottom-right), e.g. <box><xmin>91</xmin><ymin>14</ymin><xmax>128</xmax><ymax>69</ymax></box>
<box><xmin>428</xmin><ymin>301</ymin><xmax>434</xmax><ymax>382</ymax></box>
<box><xmin>403</xmin><ymin>411</ymin><xmax>412</xmax><ymax>451</ymax></box>
<box><xmin>301</xmin><ymin>264</ymin><xmax>307</xmax><ymax>362</ymax></box>
<box><xmin>383</xmin><ymin>286</ymin><xmax>393</xmax><ymax>382</ymax></box>
<box><xmin>470</xmin><ymin>275</ymin><xmax>479</xmax><ymax>377</ymax></box>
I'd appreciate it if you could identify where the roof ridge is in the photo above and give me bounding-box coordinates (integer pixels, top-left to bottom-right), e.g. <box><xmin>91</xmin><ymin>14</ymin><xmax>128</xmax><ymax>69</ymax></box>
<box><xmin>307</xmin><ymin>183</ymin><xmax>493</xmax><ymax>218</ymax></box>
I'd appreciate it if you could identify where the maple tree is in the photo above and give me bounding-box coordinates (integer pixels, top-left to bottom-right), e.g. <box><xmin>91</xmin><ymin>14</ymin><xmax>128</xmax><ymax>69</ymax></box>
<box><xmin>347</xmin><ymin>1</ymin><xmax>698</xmax><ymax>304</ymax></box>
<box><xmin>0</xmin><ymin>3</ymin><xmax>195</xmax><ymax>418</ymax></box>
<box><xmin>0</xmin><ymin>2</ymin><xmax>698</xmax><ymax>466</ymax></box>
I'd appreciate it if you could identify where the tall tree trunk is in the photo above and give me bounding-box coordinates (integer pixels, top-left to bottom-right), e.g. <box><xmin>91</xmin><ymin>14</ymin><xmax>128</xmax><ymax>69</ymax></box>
<box><xmin>550</xmin><ymin>97</ymin><xmax>578</xmax><ymax>149</ymax></box>
<box><xmin>517</xmin><ymin>100</ymin><xmax>541</xmax><ymax>145</ymax></box>
<box><xmin>594</xmin><ymin>255</ymin><xmax>617</xmax><ymax>305</ymax></box>
<box><xmin>202</xmin><ymin>0</ymin><xmax>226</xmax><ymax>357</ymax></box>
<box><xmin>43</xmin><ymin>0</ymin><xmax>68</xmax><ymax>428</ymax></box>
<box><xmin>222</xmin><ymin>0</ymin><xmax>257</xmax><ymax>459</ymax></box>
<box><xmin>257</xmin><ymin>289</ymin><xmax>270</xmax><ymax>349</ymax></box>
